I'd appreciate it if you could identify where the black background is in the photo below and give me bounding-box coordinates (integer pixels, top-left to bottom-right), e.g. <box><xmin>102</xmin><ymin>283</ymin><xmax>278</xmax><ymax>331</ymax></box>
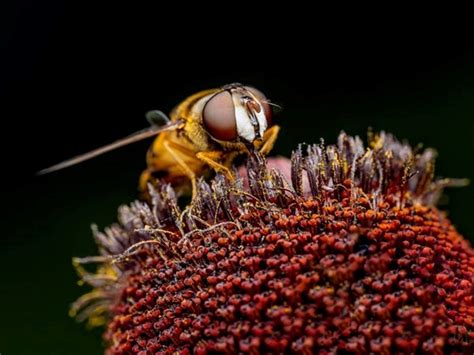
<box><xmin>1</xmin><ymin>4</ymin><xmax>473</xmax><ymax>354</ymax></box>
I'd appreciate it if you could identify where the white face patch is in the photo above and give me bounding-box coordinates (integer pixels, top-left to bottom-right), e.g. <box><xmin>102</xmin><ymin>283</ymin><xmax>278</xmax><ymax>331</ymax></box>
<box><xmin>231</xmin><ymin>93</ymin><xmax>267</xmax><ymax>143</ymax></box>
<box><xmin>255</xmin><ymin>104</ymin><xmax>268</xmax><ymax>138</ymax></box>
<box><xmin>234</xmin><ymin>102</ymin><xmax>256</xmax><ymax>142</ymax></box>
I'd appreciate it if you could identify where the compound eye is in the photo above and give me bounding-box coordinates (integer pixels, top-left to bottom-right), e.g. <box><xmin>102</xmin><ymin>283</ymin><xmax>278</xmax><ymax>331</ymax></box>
<box><xmin>245</xmin><ymin>86</ymin><xmax>273</xmax><ymax>126</ymax></box>
<box><xmin>202</xmin><ymin>91</ymin><xmax>237</xmax><ymax>141</ymax></box>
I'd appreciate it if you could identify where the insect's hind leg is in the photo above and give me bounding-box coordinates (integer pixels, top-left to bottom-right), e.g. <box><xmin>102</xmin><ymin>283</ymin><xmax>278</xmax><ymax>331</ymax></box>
<box><xmin>139</xmin><ymin>169</ymin><xmax>153</xmax><ymax>193</ymax></box>
<box><xmin>139</xmin><ymin>168</ymin><xmax>173</xmax><ymax>201</ymax></box>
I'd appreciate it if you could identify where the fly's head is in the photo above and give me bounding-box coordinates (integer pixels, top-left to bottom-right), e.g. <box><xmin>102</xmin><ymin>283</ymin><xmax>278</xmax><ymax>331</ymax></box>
<box><xmin>201</xmin><ymin>83</ymin><xmax>273</xmax><ymax>150</ymax></box>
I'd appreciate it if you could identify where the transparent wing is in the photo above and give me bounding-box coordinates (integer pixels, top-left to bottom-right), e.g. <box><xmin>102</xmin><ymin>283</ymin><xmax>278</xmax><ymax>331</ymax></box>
<box><xmin>37</xmin><ymin>119</ymin><xmax>184</xmax><ymax>175</ymax></box>
<box><xmin>145</xmin><ymin>110</ymin><xmax>170</xmax><ymax>127</ymax></box>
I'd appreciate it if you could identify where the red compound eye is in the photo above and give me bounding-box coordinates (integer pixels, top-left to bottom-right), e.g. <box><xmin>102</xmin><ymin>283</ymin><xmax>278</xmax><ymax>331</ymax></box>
<box><xmin>202</xmin><ymin>91</ymin><xmax>237</xmax><ymax>141</ymax></box>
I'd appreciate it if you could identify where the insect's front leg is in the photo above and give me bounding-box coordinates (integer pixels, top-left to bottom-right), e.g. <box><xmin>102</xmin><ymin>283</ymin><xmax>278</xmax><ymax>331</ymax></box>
<box><xmin>196</xmin><ymin>151</ymin><xmax>235</xmax><ymax>181</ymax></box>
<box><xmin>259</xmin><ymin>125</ymin><xmax>281</xmax><ymax>155</ymax></box>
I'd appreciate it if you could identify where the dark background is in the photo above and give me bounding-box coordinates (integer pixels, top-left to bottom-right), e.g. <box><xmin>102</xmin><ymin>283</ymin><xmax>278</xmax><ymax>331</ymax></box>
<box><xmin>1</xmin><ymin>4</ymin><xmax>473</xmax><ymax>354</ymax></box>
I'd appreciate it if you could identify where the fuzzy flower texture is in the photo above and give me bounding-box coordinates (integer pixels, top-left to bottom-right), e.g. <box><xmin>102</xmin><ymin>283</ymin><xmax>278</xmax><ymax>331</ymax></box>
<box><xmin>72</xmin><ymin>132</ymin><xmax>474</xmax><ymax>354</ymax></box>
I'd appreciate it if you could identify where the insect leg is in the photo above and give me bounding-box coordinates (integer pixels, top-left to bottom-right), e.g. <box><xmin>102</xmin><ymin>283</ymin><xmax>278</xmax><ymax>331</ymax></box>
<box><xmin>162</xmin><ymin>141</ymin><xmax>199</xmax><ymax>199</ymax></box>
<box><xmin>259</xmin><ymin>125</ymin><xmax>281</xmax><ymax>155</ymax></box>
<box><xmin>196</xmin><ymin>151</ymin><xmax>235</xmax><ymax>181</ymax></box>
<box><xmin>139</xmin><ymin>169</ymin><xmax>153</xmax><ymax>192</ymax></box>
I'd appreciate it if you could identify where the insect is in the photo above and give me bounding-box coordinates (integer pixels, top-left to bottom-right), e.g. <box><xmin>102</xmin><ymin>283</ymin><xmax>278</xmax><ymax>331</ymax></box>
<box><xmin>38</xmin><ymin>83</ymin><xmax>280</xmax><ymax>198</ymax></box>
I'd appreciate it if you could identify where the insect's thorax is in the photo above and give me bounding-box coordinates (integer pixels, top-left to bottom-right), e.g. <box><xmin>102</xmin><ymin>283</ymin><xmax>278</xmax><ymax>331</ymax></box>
<box><xmin>170</xmin><ymin>88</ymin><xmax>218</xmax><ymax>151</ymax></box>
<box><xmin>145</xmin><ymin>88</ymin><xmax>220</xmax><ymax>175</ymax></box>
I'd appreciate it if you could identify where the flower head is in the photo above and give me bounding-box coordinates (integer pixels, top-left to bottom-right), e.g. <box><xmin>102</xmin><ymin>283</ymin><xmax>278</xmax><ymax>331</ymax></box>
<box><xmin>72</xmin><ymin>132</ymin><xmax>474</xmax><ymax>354</ymax></box>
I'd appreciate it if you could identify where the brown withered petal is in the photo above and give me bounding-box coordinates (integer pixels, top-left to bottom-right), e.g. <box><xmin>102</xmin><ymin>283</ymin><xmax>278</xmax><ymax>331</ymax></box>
<box><xmin>72</xmin><ymin>132</ymin><xmax>474</xmax><ymax>354</ymax></box>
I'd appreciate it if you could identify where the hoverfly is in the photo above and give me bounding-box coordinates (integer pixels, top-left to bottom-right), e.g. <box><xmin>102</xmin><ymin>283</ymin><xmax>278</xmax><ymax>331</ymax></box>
<box><xmin>38</xmin><ymin>83</ymin><xmax>280</xmax><ymax>198</ymax></box>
